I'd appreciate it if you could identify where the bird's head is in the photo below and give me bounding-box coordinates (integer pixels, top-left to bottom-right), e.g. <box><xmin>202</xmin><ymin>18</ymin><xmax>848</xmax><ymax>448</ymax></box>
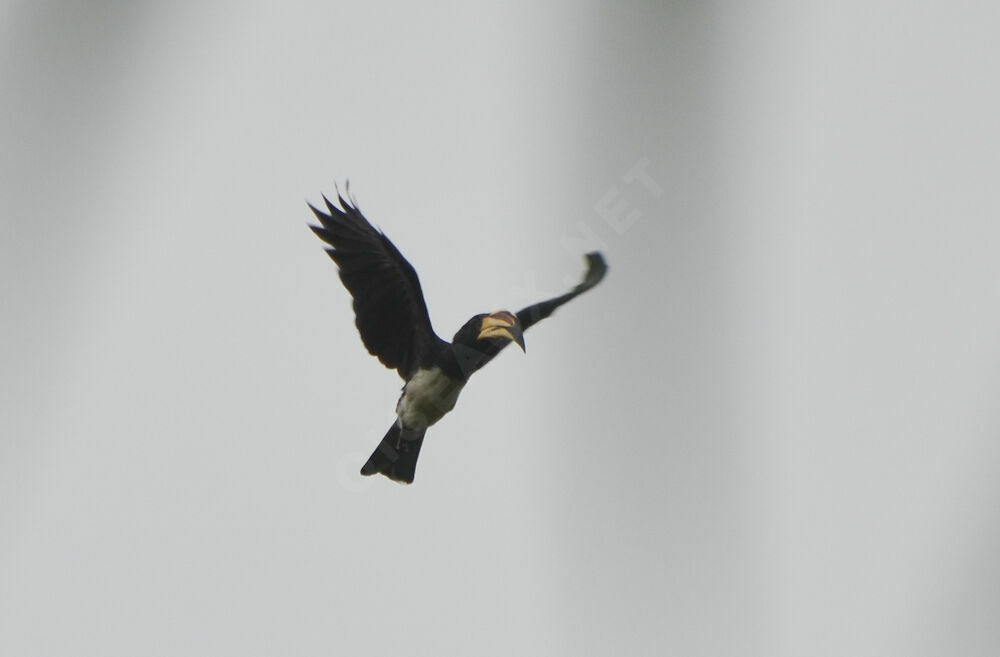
<box><xmin>475</xmin><ymin>310</ymin><xmax>526</xmax><ymax>352</ymax></box>
<box><xmin>452</xmin><ymin>310</ymin><xmax>526</xmax><ymax>358</ymax></box>
<box><xmin>447</xmin><ymin>310</ymin><xmax>526</xmax><ymax>378</ymax></box>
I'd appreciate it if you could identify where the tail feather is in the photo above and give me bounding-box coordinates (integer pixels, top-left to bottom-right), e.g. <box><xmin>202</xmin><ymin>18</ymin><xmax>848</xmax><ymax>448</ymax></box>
<box><xmin>360</xmin><ymin>422</ymin><xmax>427</xmax><ymax>484</ymax></box>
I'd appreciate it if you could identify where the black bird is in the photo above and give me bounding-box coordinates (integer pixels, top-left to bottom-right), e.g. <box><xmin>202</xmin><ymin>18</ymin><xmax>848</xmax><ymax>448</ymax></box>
<box><xmin>309</xmin><ymin>188</ymin><xmax>607</xmax><ymax>483</ymax></box>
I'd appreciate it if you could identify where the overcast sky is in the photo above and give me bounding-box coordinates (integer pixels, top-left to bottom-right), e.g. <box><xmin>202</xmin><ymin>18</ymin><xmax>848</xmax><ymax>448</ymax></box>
<box><xmin>3</xmin><ymin>2</ymin><xmax>1000</xmax><ymax>655</ymax></box>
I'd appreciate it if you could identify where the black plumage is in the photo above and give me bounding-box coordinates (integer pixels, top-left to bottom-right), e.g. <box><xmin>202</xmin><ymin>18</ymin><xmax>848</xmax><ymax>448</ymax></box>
<box><xmin>308</xmin><ymin>193</ymin><xmax>441</xmax><ymax>379</ymax></box>
<box><xmin>517</xmin><ymin>252</ymin><xmax>607</xmax><ymax>330</ymax></box>
<box><xmin>309</xmin><ymin>188</ymin><xmax>607</xmax><ymax>483</ymax></box>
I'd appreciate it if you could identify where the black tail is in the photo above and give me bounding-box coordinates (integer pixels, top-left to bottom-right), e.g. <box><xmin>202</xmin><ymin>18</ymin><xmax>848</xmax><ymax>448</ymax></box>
<box><xmin>360</xmin><ymin>422</ymin><xmax>427</xmax><ymax>484</ymax></box>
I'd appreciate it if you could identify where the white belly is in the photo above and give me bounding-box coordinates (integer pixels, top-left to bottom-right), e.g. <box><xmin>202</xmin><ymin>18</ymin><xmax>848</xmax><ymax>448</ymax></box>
<box><xmin>396</xmin><ymin>367</ymin><xmax>466</xmax><ymax>430</ymax></box>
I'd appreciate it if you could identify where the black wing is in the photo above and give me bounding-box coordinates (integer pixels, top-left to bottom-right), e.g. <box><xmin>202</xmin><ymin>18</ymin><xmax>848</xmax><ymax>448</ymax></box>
<box><xmin>517</xmin><ymin>252</ymin><xmax>608</xmax><ymax>331</ymax></box>
<box><xmin>309</xmin><ymin>191</ymin><xmax>442</xmax><ymax>379</ymax></box>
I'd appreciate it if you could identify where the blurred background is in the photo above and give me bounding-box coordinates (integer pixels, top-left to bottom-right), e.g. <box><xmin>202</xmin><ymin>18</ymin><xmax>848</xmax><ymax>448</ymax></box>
<box><xmin>3</xmin><ymin>1</ymin><xmax>999</xmax><ymax>655</ymax></box>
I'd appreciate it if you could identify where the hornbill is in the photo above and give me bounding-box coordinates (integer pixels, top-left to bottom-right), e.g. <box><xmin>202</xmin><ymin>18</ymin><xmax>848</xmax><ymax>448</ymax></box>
<box><xmin>309</xmin><ymin>188</ymin><xmax>607</xmax><ymax>483</ymax></box>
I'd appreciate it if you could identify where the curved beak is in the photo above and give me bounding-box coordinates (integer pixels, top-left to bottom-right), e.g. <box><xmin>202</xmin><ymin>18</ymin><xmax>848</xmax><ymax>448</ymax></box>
<box><xmin>478</xmin><ymin>310</ymin><xmax>526</xmax><ymax>352</ymax></box>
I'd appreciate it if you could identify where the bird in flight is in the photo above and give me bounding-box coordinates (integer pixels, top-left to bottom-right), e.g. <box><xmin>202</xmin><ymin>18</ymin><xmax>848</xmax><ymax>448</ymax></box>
<box><xmin>309</xmin><ymin>187</ymin><xmax>607</xmax><ymax>484</ymax></box>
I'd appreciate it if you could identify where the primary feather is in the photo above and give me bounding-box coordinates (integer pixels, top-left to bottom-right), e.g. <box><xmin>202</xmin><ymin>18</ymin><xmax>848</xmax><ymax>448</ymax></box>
<box><xmin>309</xmin><ymin>193</ymin><xmax>443</xmax><ymax>379</ymax></box>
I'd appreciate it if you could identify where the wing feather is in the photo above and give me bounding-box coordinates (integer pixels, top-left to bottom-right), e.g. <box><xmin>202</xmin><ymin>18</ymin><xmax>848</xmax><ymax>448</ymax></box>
<box><xmin>516</xmin><ymin>252</ymin><xmax>608</xmax><ymax>331</ymax></box>
<box><xmin>309</xmin><ymin>193</ymin><xmax>441</xmax><ymax>379</ymax></box>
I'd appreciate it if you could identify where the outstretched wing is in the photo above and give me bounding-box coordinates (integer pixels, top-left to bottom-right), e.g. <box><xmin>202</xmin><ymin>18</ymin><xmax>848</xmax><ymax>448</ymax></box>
<box><xmin>309</xmin><ymin>191</ymin><xmax>442</xmax><ymax>379</ymax></box>
<box><xmin>517</xmin><ymin>252</ymin><xmax>608</xmax><ymax>331</ymax></box>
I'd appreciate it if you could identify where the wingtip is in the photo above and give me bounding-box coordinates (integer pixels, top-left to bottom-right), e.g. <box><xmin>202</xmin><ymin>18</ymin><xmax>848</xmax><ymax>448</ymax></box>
<box><xmin>307</xmin><ymin>200</ymin><xmax>328</xmax><ymax>220</ymax></box>
<box><xmin>307</xmin><ymin>222</ymin><xmax>330</xmax><ymax>242</ymax></box>
<box><xmin>329</xmin><ymin>179</ymin><xmax>360</xmax><ymax>213</ymax></box>
<box><xmin>341</xmin><ymin>178</ymin><xmax>360</xmax><ymax>205</ymax></box>
<box><xmin>310</xmin><ymin>182</ymin><xmax>361</xmax><ymax>218</ymax></box>
<box><xmin>322</xmin><ymin>193</ymin><xmax>342</xmax><ymax>215</ymax></box>
<box><xmin>582</xmin><ymin>251</ymin><xmax>608</xmax><ymax>288</ymax></box>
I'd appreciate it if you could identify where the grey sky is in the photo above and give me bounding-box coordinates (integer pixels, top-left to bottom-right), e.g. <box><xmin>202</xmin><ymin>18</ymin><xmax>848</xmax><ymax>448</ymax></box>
<box><xmin>3</xmin><ymin>2</ymin><xmax>1000</xmax><ymax>655</ymax></box>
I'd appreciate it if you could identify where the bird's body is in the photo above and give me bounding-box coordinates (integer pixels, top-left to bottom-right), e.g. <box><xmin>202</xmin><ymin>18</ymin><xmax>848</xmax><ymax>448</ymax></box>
<box><xmin>309</xmin><ymin>188</ymin><xmax>607</xmax><ymax>483</ymax></box>
<box><xmin>396</xmin><ymin>366</ymin><xmax>465</xmax><ymax>430</ymax></box>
